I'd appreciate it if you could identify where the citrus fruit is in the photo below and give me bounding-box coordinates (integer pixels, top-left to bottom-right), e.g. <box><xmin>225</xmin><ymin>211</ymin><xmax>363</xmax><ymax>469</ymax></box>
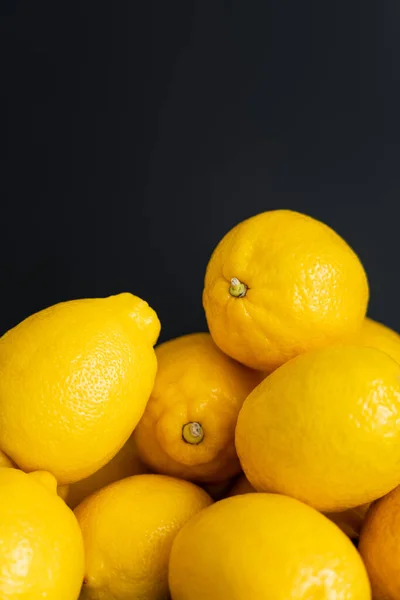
<box><xmin>236</xmin><ymin>345</ymin><xmax>400</xmax><ymax>511</ymax></box>
<box><xmin>203</xmin><ymin>209</ymin><xmax>368</xmax><ymax>371</ymax></box>
<box><xmin>169</xmin><ymin>493</ymin><xmax>371</xmax><ymax>600</ymax></box>
<box><xmin>0</xmin><ymin>293</ymin><xmax>160</xmax><ymax>484</ymax></box>
<box><xmin>75</xmin><ymin>473</ymin><xmax>212</xmax><ymax>600</ymax></box>
<box><xmin>134</xmin><ymin>333</ymin><xmax>260</xmax><ymax>482</ymax></box>
<box><xmin>0</xmin><ymin>467</ymin><xmax>84</xmax><ymax>599</ymax></box>
<box><xmin>228</xmin><ymin>474</ymin><xmax>370</xmax><ymax>540</ymax></box>
<box><xmin>359</xmin><ymin>485</ymin><xmax>400</xmax><ymax>600</ymax></box>
<box><xmin>356</xmin><ymin>317</ymin><xmax>400</xmax><ymax>364</ymax></box>
<box><xmin>67</xmin><ymin>434</ymin><xmax>148</xmax><ymax>509</ymax></box>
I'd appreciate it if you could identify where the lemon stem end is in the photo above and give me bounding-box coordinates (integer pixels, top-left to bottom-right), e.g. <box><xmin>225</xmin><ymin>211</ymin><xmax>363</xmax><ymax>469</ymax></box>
<box><xmin>229</xmin><ymin>277</ymin><xmax>247</xmax><ymax>298</ymax></box>
<box><xmin>182</xmin><ymin>422</ymin><xmax>204</xmax><ymax>445</ymax></box>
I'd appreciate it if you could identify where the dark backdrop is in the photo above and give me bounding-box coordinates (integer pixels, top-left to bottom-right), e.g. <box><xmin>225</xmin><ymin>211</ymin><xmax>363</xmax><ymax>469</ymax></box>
<box><xmin>2</xmin><ymin>1</ymin><xmax>400</xmax><ymax>342</ymax></box>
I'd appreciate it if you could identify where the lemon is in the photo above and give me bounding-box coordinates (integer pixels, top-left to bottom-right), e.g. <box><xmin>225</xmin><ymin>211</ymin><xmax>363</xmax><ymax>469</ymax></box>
<box><xmin>236</xmin><ymin>345</ymin><xmax>400</xmax><ymax>511</ymax></box>
<box><xmin>169</xmin><ymin>494</ymin><xmax>371</xmax><ymax>600</ymax></box>
<box><xmin>134</xmin><ymin>333</ymin><xmax>260</xmax><ymax>482</ymax></box>
<box><xmin>67</xmin><ymin>434</ymin><xmax>148</xmax><ymax>509</ymax></box>
<box><xmin>228</xmin><ymin>473</ymin><xmax>370</xmax><ymax>540</ymax></box>
<box><xmin>203</xmin><ymin>209</ymin><xmax>368</xmax><ymax>371</ymax></box>
<box><xmin>357</xmin><ymin>317</ymin><xmax>400</xmax><ymax>363</ymax></box>
<box><xmin>0</xmin><ymin>293</ymin><xmax>160</xmax><ymax>484</ymax></box>
<box><xmin>75</xmin><ymin>474</ymin><xmax>212</xmax><ymax>600</ymax></box>
<box><xmin>0</xmin><ymin>467</ymin><xmax>84</xmax><ymax>599</ymax></box>
<box><xmin>359</xmin><ymin>485</ymin><xmax>400</xmax><ymax>600</ymax></box>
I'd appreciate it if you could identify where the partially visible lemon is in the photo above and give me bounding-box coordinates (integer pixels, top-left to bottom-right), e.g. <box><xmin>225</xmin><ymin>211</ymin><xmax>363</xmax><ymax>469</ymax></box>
<box><xmin>357</xmin><ymin>317</ymin><xmax>400</xmax><ymax>364</ymax></box>
<box><xmin>67</xmin><ymin>434</ymin><xmax>148</xmax><ymax>509</ymax></box>
<box><xmin>228</xmin><ymin>473</ymin><xmax>255</xmax><ymax>496</ymax></box>
<box><xmin>0</xmin><ymin>448</ymin><xmax>14</xmax><ymax>467</ymax></box>
<box><xmin>0</xmin><ymin>293</ymin><xmax>160</xmax><ymax>484</ymax></box>
<box><xmin>236</xmin><ymin>345</ymin><xmax>400</xmax><ymax>511</ymax></box>
<box><xmin>0</xmin><ymin>467</ymin><xmax>84</xmax><ymax>599</ymax></box>
<box><xmin>169</xmin><ymin>494</ymin><xmax>371</xmax><ymax>600</ymax></box>
<box><xmin>359</xmin><ymin>485</ymin><xmax>400</xmax><ymax>600</ymax></box>
<box><xmin>134</xmin><ymin>333</ymin><xmax>260</xmax><ymax>482</ymax></box>
<box><xmin>228</xmin><ymin>474</ymin><xmax>370</xmax><ymax>540</ymax></box>
<box><xmin>75</xmin><ymin>474</ymin><xmax>212</xmax><ymax>600</ymax></box>
<box><xmin>201</xmin><ymin>479</ymin><xmax>233</xmax><ymax>501</ymax></box>
<box><xmin>203</xmin><ymin>209</ymin><xmax>368</xmax><ymax>371</ymax></box>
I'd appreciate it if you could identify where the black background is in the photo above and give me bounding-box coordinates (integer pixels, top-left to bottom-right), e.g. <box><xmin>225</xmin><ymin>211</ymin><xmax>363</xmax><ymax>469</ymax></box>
<box><xmin>2</xmin><ymin>1</ymin><xmax>400</xmax><ymax>343</ymax></box>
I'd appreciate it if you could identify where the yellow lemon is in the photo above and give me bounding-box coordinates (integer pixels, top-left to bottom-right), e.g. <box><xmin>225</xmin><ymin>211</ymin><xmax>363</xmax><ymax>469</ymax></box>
<box><xmin>236</xmin><ymin>345</ymin><xmax>400</xmax><ymax>511</ymax></box>
<box><xmin>75</xmin><ymin>473</ymin><xmax>212</xmax><ymax>600</ymax></box>
<box><xmin>356</xmin><ymin>317</ymin><xmax>400</xmax><ymax>363</ymax></box>
<box><xmin>203</xmin><ymin>209</ymin><xmax>368</xmax><ymax>371</ymax></box>
<box><xmin>134</xmin><ymin>333</ymin><xmax>260</xmax><ymax>482</ymax></box>
<box><xmin>359</xmin><ymin>485</ymin><xmax>400</xmax><ymax>600</ymax></box>
<box><xmin>0</xmin><ymin>467</ymin><xmax>84</xmax><ymax>599</ymax></box>
<box><xmin>0</xmin><ymin>293</ymin><xmax>160</xmax><ymax>484</ymax></box>
<box><xmin>229</xmin><ymin>474</ymin><xmax>370</xmax><ymax>540</ymax></box>
<box><xmin>67</xmin><ymin>434</ymin><xmax>148</xmax><ymax>509</ymax></box>
<box><xmin>169</xmin><ymin>494</ymin><xmax>371</xmax><ymax>600</ymax></box>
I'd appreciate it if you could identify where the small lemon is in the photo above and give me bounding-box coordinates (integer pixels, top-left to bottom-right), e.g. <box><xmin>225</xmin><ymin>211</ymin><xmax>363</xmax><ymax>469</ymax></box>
<box><xmin>203</xmin><ymin>209</ymin><xmax>368</xmax><ymax>371</ymax></box>
<box><xmin>169</xmin><ymin>494</ymin><xmax>371</xmax><ymax>600</ymax></box>
<box><xmin>236</xmin><ymin>345</ymin><xmax>400</xmax><ymax>511</ymax></box>
<box><xmin>359</xmin><ymin>485</ymin><xmax>400</xmax><ymax>600</ymax></box>
<box><xmin>134</xmin><ymin>333</ymin><xmax>260</xmax><ymax>482</ymax></box>
<box><xmin>67</xmin><ymin>434</ymin><xmax>148</xmax><ymax>509</ymax></box>
<box><xmin>0</xmin><ymin>467</ymin><xmax>84</xmax><ymax>599</ymax></box>
<box><xmin>0</xmin><ymin>293</ymin><xmax>160</xmax><ymax>484</ymax></box>
<box><xmin>75</xmin><ymin>474</ymin><xmax>212</xmax><ymax>600</ymax></box>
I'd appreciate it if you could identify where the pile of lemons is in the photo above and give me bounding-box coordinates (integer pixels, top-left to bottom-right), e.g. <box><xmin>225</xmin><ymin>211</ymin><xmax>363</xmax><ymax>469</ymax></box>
<box><xmin>1</xmin><ymin>209</ymin><xmax>400</xmax><ymax>599</ymax></box>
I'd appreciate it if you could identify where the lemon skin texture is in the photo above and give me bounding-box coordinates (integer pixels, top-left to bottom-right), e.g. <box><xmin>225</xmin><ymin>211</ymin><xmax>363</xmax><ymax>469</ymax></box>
<box><xmin>134</xmin><ymin>333</ymin><xmax>260</xmax><ymax>482</ymax></box>
<box><xmin>75</xmin><ymin>473</ymin><xmax>212</xmax><ymax>600</ymax></box>
<box><xmin>236</xmin><ymin>345</ymin><xmax>400</xmax><ymax>511</ymax></box>
<box><xmin>203</xmin><ymin>209</ymin><xmax>369</xmax><ymax>371</ymax></box>
<box><xmin>0</xmin><ymin>293</ymin><xmax>160</xmax><ymax>484</ymax></box>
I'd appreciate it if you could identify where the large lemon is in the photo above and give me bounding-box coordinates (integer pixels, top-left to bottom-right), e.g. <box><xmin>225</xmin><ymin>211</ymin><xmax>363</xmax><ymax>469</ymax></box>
<box><xmin>169</xmin><ymin>494</ymin><xmax>371</xmax><ymax>599</ymax></box>
<box><xmin>75</xmin><ymin>474</ymin><xmax>212</xmax><ymax>600</ymax></box>
<box><xmin>203</xmin><ymin>210</ymin><xmax>368</xmax><ymax>371</ymax></box>
<box><xmin>0</xmin><ymin>467</ymin><xmax>84</xmax><ymax>599</ymax></box>
<box><xmin>0</xmin><ymin>293</ymin><xmax>160</xmax><ymax>484</ymax></box>
<box><xmin>236</xmin><ymin>345</ymin><xmax>400</xmax><ymax>511</ymax></box>
<box><xmin>134</xmin><ymin>333</ymin><xmax>260</xmax><ymax>482</ymax></box>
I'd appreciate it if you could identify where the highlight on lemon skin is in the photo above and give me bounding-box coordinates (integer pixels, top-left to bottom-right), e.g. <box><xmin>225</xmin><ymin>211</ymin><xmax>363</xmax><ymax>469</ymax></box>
<box><xmin>203</xmin><ymin>209</ymin><xmax>369</xmax><ymax>372</ymax></box>
<box><xmin>133</xmin><ymin>332</ymin><xmax>261</xmax><ymax>483</ymax></box>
